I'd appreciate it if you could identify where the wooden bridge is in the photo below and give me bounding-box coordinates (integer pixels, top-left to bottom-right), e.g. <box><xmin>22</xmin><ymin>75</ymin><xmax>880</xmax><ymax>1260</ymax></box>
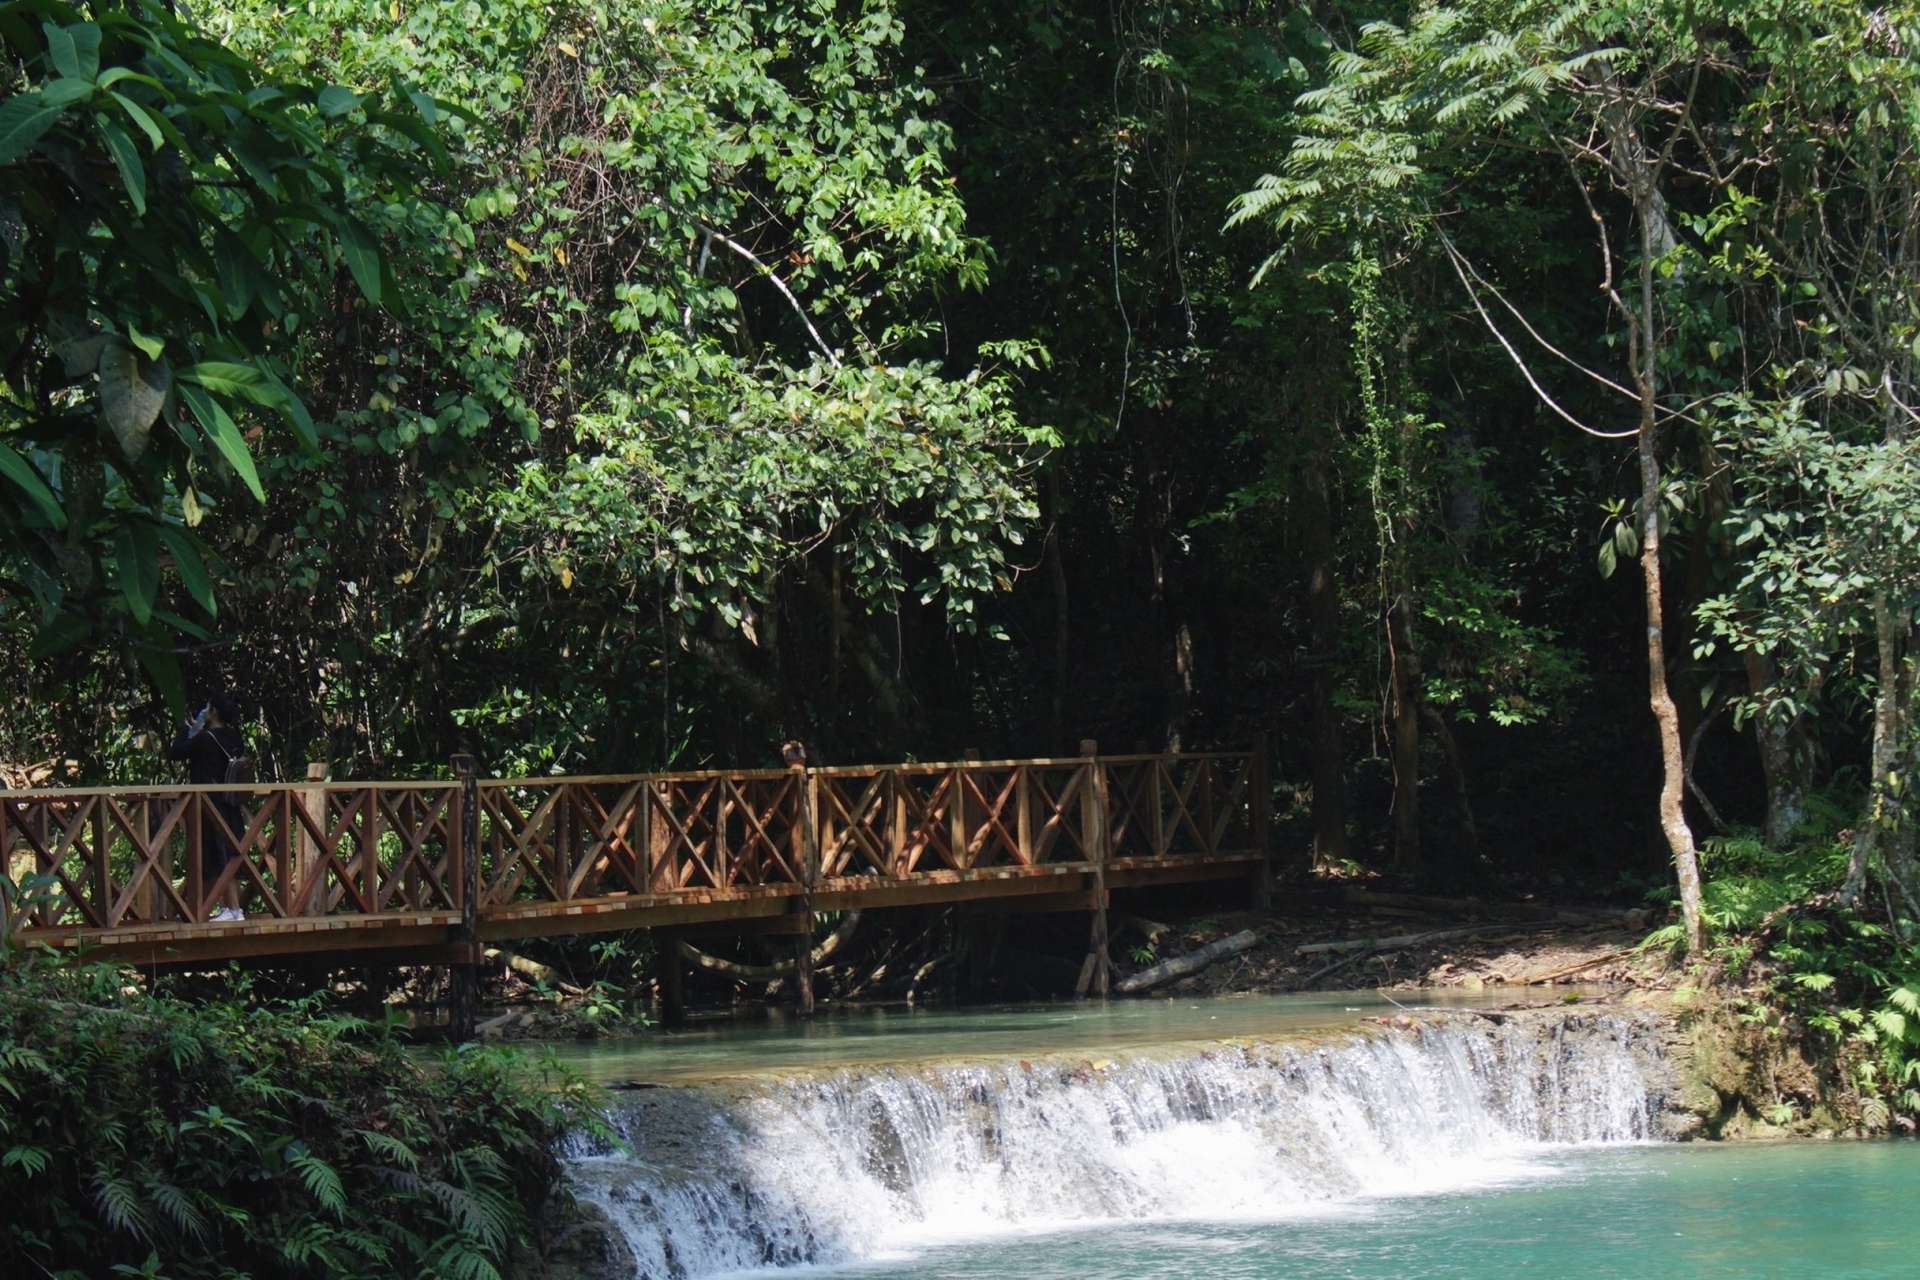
<box><xmin>1</xmin><ymin>748</ymin><xmax>1268</xmax><ymax>1010</ymax></box>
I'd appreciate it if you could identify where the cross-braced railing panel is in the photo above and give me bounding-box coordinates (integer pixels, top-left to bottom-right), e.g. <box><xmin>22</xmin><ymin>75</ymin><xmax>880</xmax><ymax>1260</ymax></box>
<box><xmin>2</xmin><ymin>751</ymin><xmax>1263</xmax><ymax>942</ymax></box>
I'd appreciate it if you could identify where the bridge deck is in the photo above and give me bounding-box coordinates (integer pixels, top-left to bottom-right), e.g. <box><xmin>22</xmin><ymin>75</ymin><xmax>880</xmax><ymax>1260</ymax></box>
<box><xmin>3</xmin><ymin>752</ymin><xmax>1268</xmax><ymax>973</ymax></box>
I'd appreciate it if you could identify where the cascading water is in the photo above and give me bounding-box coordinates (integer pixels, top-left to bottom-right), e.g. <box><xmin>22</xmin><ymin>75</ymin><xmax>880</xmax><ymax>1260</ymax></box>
<box><xmin>564</xmin><ymin>1011</ymin><xmax>1667</xmax><ymax>1279</ymax></box>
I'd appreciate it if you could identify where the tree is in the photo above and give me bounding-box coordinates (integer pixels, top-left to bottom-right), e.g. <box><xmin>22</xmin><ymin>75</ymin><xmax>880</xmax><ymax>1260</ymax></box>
<box><xmin>0</xmin><ymin>0</ymin><xmax>445</xmax><ymax>712</ymax></box>
<box><xmin>1234</xmin><ymin>0</ymin><xmax>1716</xmax><ymax>945</ymax></box>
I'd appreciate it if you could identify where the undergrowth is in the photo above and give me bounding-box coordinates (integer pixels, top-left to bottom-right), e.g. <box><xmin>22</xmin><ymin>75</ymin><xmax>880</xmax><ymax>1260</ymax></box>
<box><xmin>0</xmin><ymin>952</ymin><xmax>610</xmax><ymax>1279</ymax></box>
<box><xmin>1644</xmin><ymin>806</ymin><xmax>1920</xmax><ymax>1130</ymax></box>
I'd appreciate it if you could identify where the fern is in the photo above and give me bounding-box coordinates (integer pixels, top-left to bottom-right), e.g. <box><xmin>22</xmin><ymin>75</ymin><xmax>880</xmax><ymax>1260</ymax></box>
<box><xmin>90</xmin><ymin>1170</ymin><xmax>153</xmax><ymax>1241</ymax></box>
<box><xmin>289</xmin><ymin>1148</ymin><xmax>348</xmax><ymax>1220</ymax></box>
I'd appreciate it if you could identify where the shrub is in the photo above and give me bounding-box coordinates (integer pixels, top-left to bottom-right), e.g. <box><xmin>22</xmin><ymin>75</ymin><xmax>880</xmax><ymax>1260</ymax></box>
<box><xmin>0</xmin><ymin>955</ymin><xmax>606</xmax><ymax>1278</ymax></box>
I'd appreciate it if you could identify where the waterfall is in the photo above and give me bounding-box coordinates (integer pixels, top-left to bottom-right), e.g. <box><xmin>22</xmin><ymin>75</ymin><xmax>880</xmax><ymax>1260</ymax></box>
<box><xmin>564</xmin><ymin>1012</ymin><xmax>1666</xmax><ymax>1279</ymax></box>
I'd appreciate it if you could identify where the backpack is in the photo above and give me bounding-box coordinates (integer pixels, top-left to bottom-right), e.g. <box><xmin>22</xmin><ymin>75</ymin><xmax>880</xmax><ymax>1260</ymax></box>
<box><xmin>210</xmin><ymin>729</ymin><xmax>255</xmax><ymax>786</ymax></box>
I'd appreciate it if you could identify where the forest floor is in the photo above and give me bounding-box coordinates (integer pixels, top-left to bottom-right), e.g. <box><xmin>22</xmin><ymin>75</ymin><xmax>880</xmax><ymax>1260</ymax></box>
<box><xmin>1120</xmin><ymin>889</ymin><xmax>1675</xmax><ymax>999</ymax></box>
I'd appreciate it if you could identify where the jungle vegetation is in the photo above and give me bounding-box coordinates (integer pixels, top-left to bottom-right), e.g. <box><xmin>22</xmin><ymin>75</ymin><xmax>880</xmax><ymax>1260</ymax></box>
<box><xmin>2</xmin><ymin>0</ymin><xmax>1916</xmax><ymax>1114</ymax></box>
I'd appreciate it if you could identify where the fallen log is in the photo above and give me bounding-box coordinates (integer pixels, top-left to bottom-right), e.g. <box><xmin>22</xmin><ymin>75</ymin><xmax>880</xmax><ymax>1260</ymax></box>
<box><xmin>484</xmin><ymin>947</ymin><xmax>586</xmax><ymax>996</ymax></box>
<box><xmin>1116</xmin><ymin>929</ymin><xmax>1262</xmax><ymax>994</ymax></box>
<box><xmin>1525</xmin><ymin>949</ymin><xmax>1632</xmax><ymax>985</ymax></box>
<box><xmin>678</xmin><ymin>909</ymin><xmax>863</xmax><ymax>982</ymax></box>
<box><xmin>1295</xmin><ymin>926</ymin><xmax>1484</xmax><ymax>956</ymax></box>
<box><xmin>1341</xmin><ymin>888</ymin><xmax>1554</xmax><ymax>920</ymax></box>
<box><xmin>1294</xmin><ymin>920</ymin><xmax>1561</xmax><ymax>957</ymax></box>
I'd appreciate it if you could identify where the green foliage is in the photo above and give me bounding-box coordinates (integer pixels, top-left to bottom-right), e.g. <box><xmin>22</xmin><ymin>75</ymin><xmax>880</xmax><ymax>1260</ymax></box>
<box><xmin>0</xmin><ymin>0</ymin><xmax>461</xmax><ymax>709</ymax></box>
<box><xmin>0</xmin><ymin>957</ymin><xmax>607</xmax><ymax>1277</ymax></box>
<box><xmin>1649</xmin><ymin>825</ymin><xmax>1920</xmax><ymax>1126</ymax></box>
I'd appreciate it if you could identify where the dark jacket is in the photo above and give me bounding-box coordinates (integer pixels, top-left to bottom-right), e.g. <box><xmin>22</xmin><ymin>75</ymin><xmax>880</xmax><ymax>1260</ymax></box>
<box><xmin>168</xmin><ymin>726</ymin><xmax>246</xmax><ymax>787</ymax></box>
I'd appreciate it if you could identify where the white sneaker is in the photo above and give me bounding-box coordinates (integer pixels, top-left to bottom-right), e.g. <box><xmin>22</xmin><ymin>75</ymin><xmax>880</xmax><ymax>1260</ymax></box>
<box><xmin>212</xmin><ymin>907</ymin><xmax>245</xmax><ymax>922</ymax></box>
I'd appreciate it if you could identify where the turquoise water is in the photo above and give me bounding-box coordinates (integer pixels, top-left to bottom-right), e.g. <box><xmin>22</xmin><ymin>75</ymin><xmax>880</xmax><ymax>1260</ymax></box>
<box><xmin>800</xmin><ymin>1142</ymin><xmax>1920</xmax><ymax>1280</ymax></box>
<box><xmin>798</xmin><ymin>1143</ymin><xmax>1920</xmax><ymax>1280</ymax></box>
<box><xmin>549</xmin><ymin>988</ymin><xmax>1610</xmax><ymax>1082</ymax></box>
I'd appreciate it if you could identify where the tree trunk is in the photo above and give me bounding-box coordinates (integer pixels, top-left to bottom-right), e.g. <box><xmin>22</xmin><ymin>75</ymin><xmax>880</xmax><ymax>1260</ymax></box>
<box><xmin>1301</xmin><ymin>444</ymin><xmax>1348</xmax><ymax>872</ymax></box>
<box><xmin>1845</xmin><ymin>593</ymin><xmax>1913</xmax><ymax>903</ymax></box>
<box><xmin>1742</xmin><ymin>651</ymin><xmax>1811</xmax><ymax>849</ymax></box>
<box><xmin>1388</xmin><ymin>577</ymin><xmax>1422</xmax><ymax>875</ymax></box>
<box><xmin>1634</xmin><ymin>198</ymin><xmax>1705</xmax><ymax>954</ymax></box>
<box><xmin>1045</xmin><ymin>467</ymin><xmax>1071</xmax><ymax>753</ymax></box>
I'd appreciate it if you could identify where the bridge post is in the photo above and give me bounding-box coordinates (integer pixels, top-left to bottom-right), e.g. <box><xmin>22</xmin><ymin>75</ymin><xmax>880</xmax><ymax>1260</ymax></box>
<box><xmin>785</xmin><ymin>741</ymin><xmax>819</xmax><ymax>1017</ymax></box>
<box><xmin>449</xmin><ymin>752</ymin><xmax>480</xmax><ymax>1042</ymax></box>
<box><xmin>1074</xmin><ymin>739</ymin><xmax>1112</xmax><ymax>998</ymax></box>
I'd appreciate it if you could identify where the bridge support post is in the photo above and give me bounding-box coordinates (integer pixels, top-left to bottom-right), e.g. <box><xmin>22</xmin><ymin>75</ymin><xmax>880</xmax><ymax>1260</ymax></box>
<box><xmin>786</xmin><ymin>742</ymin><xmax>819</xmax><ymax>1018</ymax></box>
<box><xmin>1074</xmin><ymin>739</ymin><xmax>1112</xmax><ymax>998</ymax></box>
<box><xmin>658</xmin><ymin>936</ymin><xmax>687</xmax><ymax>1027</ymax></box>
<box><xmin>449</xmin><ymin>753</ymin><xmax>479</xmax><ymax>1042</ymax></box>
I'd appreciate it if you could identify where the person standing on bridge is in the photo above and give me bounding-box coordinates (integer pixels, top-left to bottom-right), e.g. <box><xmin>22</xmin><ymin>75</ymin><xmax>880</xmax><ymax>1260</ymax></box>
<box><xmin>168</xmin><ymin>691</ymin><xmax>252</xmax><ymax>922</ymax></box>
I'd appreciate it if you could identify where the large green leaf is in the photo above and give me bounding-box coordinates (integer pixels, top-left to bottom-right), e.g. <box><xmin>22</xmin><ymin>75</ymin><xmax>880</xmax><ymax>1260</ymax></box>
<box><xmin>109</xmin><ymin>91</ymin><xmax>166</xmax><ymax>150</ymax></box>
<box><xmin>155</xmin><ymin>523</ymin><xmax>217</xmax><ymax>617</ymax></box>
<box><xmin>138</xmin><ymin>646</ymin><xmax>186</xmax><ymax>721</ymax></box>
<box><xmin>179</xmin><ymin>361</ymin><xmax>271</xmax><ymax>400</ymax></box>
<box><xmin>42</xmin><ymin>22</ymin><xmax>101</xmax><ymax>80</ymax></box>
<box><xmin>115</xmin><ymin>521</ymin><xmax>159</xmax><ymax>625</ymax></box>
<box><xmin>317</xmin><ymin>84</ymin><xmax>361</xmax><ymax>117</ymax></box>
<box><xmin>214</xmin><ymin>231</ymin><xmax>257</xmax><ymax>318</ymax></box>
<box><xmin>178</xmin><ymin>383</ymin><xmax>265</xmax><ymax>502</ymax></box>
<box><xmin>0</xmin><ymin>92</ymin><xmax>63</xmax><ymax>164</ymax></box>
<box><xmin>338</xmin><ymin>218</ymin><xmax>384</xmax><ymax>306</ymax></box>
<box><xmin>0</xmin><ymin>440</ymin><xmax>66</xmax><ymax>529</ymax></box>
<box><xmin>99</xmin><ymin>118</ymin><xmax>146</xmax><ymax>214</ymax></box>
<box><xmin>98</xmin><ymin>338</ymin><xmax>170</xmax><ymax>459</ymax></box>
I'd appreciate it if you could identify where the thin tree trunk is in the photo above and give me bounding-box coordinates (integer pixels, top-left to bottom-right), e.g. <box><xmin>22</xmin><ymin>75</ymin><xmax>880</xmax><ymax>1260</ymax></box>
<box><xmin>1423</xmin><ymin>704</ymin><xmax>1480</xmax><ymax>866</ymax></box>
<box><xmin>1635</xmin><ymin>197</ymin><xmax>1705</xmax><ymax>953</ymax></box>
<box><xmin>1742</xmin><ymin>651</ymin><xmax>1811</xmax><ymax>848</ymax></box>
<box><xmin>1845</xmin><ymin>594</ymin><xmax>1910</xmax><ymax>902</ymax></box>
<box><xmin>1045</xmin><ymin>468</ymin><xmax>1070</xmax><ymax>753</ymax></box>
<box><xmin>1388</xmin><ymin>574</ymin><xmax>1422</xmax><ymax>874</ymax></box>
<box><xmin>1301</xmin><ymin>444</ymin><xmax>1348</xmax><ymax>872</ymax></box>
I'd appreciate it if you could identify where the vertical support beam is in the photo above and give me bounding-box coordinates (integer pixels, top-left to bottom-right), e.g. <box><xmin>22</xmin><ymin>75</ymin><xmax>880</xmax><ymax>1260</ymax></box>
<box><xmin>187</xmin><ymin>793</ymin><xmax>205</xmax><ymax>923</ymax></box>
<box><xmin>91</xmin><ymin>800</ymin><xmax>109</xmax><ymax>926</ymax></box>
<box><xmin>639</xmin><ymin>777</ymin><xmax>657</xmax><ymax>893</ymax></box>
<box><xmin>364</xmin><ymin>787</ymin><xmax>382</xmax><ymax>913</ymax></box>
<box><xmin>1016</xmin><ymin>765</ymin><xmax>1033</xmax><ymax>866</ymax></box>
<box><xmin>274</xmin><ymin>790</ymin><xmax>292</xmax><ymax>918</ymax></box>
<box><xmin>659</xmin><ymin>933</ymin><xmax>687</xmax><ymax>1027</ymax></box>
<box><xmin>891</xmin><ymin>769</ymin><xmax>908</xmax><ymax>877</ymax></box>
<box><xmin>133</xmin><ymin>799</ymin><xmax>156</xmax><ymax>924</ymax></box>
<box><xmin>449</xmin><ymin>753</ymin><xmax>480</xmax><ymax>1043</ymax></box>
<box><xmin>783</xmin><ymin>741</ymin><xmax>819</xmax><ymax>1018</ymax></box>
<box><xmin>296</xmin><ymin>762</ymin><xmax>329</xmax><ymax>912</ymax></box>
<box><xmin>949</xmin><ymin>766</ymin><xmax>968</xmax><ymax>871</ymax></box>
<box><xmin>1150</xmin><ymin>757</ymin><xmax>1168</xmax><ymax>857</ymax></box>
<box><xmin>1250</xmin><ymin>744</ymin><xmax>1272</xmax><ymax>910</ymax></box>
<box><xmin>1074</xmin><ymin>739</ymin><xmax>1112</xmax><ymax>998</ymax></box>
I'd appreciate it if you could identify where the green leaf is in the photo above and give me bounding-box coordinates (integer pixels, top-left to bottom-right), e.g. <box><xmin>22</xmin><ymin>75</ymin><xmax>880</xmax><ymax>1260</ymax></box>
<box><xmin>40</xmin><ymin>77</ymin><xmax>95</xmax><ymax>108</ymax></box>
<box><xmin>0</xmin><ymin>441</ymin><xmax>66</xmax><ymax>529</ymax></box>
<box><xmin>116</xmin><ymin>521</ymin><xmax>159</xmax><ymax>625</ymax></box>
<box><xmin>99</xmin><ymin>118</ymin><xmax>146</xmax><ymax>215</ymax></box>
<box><xmin>155</xmin><ymin>523</ymin><xmax>217</xmax><ymax>616</ymax></box>
<box><xmin>43</xmin><ymin>22</ymin><xmax>100</xmax><ymax>80</ymax></box>
<box><xmin>98</xmin><ymin>338</ymin><xmax>170</xmax><ymax>460</ymax></box>
<box><xmin>29</xmin><ymin>611</ymin><xmax>88</xmax><ymax>660</ymax></box>
<box><xmin>179</xmin><ymin>383</ymin><xmax>265</xmax><ymax>502</ymax></box>
<box><xmin>180</xmin><ymin>361</ymin><xmax>271</xmax><ymax>399</ymax></box>
<box><xmin>110</xmin><ymin>91</ymin><xmax>166</xmax><ymax>150</ymax></box>
<box><xmin>214</xmin><ymin>231</ymin><xmax>257</xmax><ymax>318</ymax></box>
<box><xmin>316</xmin><ymin>85</ymin><xmax>360</xmax><ymax>118</ymax></box>
<box><xmin>338</xmin><ymin>219</ymin><xmax>383</xmax><ymax>306</ymax></box>
<box><xmin>260</xmin><ymin>369</ymin><xmax>318</xmax><ymax>451</ymax></box>
<box><xmin>127</xmin><ymin>324</ymin><xmax>164</xmax><ymax>360</ymax></box>
<box><xmin>0</xmin><ymin>92</ymin><xmax>64</xmax><ymax>164</ymax></box>
<box><xmin>139</xmin><ymin>647</ymin><xmax>186</xmax><ymax>721</ymax></box>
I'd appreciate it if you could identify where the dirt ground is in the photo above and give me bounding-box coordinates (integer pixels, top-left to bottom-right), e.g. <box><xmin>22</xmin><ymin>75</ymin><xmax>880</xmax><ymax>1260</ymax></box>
<box><xmin>1118</xmin><ymin>889</ymin><xmax>1676</xmax><ymax>998</ymax></box>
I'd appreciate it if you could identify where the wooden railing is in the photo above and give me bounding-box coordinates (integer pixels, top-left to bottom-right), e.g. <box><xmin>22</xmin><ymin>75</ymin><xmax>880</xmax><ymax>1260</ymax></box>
<box><xmin>1</xmin><ymin>751</ymin><xmax>1265</xmax><ymax>939</ymax></box>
